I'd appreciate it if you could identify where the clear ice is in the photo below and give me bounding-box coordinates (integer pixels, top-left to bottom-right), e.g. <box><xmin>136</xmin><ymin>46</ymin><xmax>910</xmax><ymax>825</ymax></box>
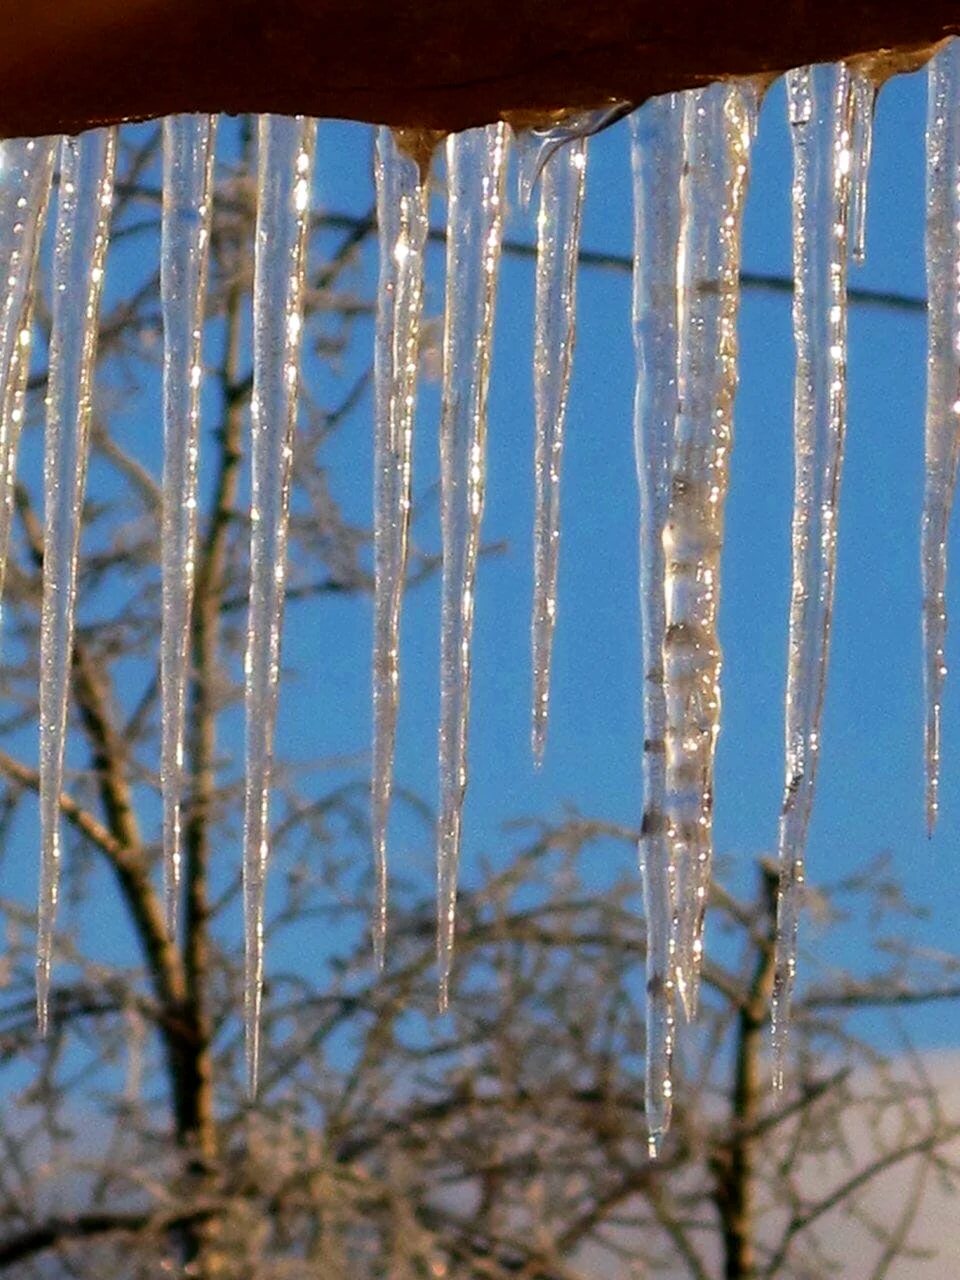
<box><xmin>850</xmin><ymin>69</ymin><xmax>877</xmax><ymax>268</ymax></box>
<box><xmin>921</xmin><ymin>43</ymin><xmax>960</xmax><ymax>838</ymax></box>
<box><xmin>531</xmin><ymin>135</ymin><xmax>587</xmax><ymax>764</ymax></box>
<box><xmin>631</xmin><ymin>94</ymin><xmax>683</xmax><ymax>1156</ymax></box>
<box><xmin>371</xmin><ymin>127</ymin><xmax>428</xmax><ymax>969</ymax></box>
<box><xmin>437</xmin><ymin>122</ymin><xmax>509</xmax><ymax>1008</ymax></box>
<box><xmin>160</xmin><ymin>114</ymin><xmax>217</xmax><ymax>939</ymax></box>
<box><xmin>244</xmin><ymin>115</ymin><xmax>316</xmax><ymax>1092</ymax></box>
<box><xmin>516</xmin><ymin>105</ymin><xmax>624</xmax><ymax>209</ymax></box>
<box><xmin>0</xmin><ymin>138</ymin><xmax>56</xmax><ymax>612</ymax></box>
<box><xmin>664</xmin><ymin>84</ymin><xmax>755</xmax><ymax>1021</ymax></box>
<box><xmin>38</xmin><ymin>129</ymin><xmax>117</xmax><ymax>1030</ymax></box>
<box><xmin>0</xmin><ymin>46</ymin><xmax>948</xmax><ymax>1116</ymax></box>
<box><xmin>772</xmin><ymin>65</ymin><xmax>855</xmax><ymax>1088</ymax></box>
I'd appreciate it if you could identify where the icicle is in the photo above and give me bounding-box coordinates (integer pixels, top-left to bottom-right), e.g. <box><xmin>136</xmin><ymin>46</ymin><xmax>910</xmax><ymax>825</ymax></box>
<box><xmin>921</xmin><ymin>43</ymin><xmax>960</xmax><ymax>838</ymax></box>
<box><xmin>850</xmin><ymin>69</ymin><xmax>877</xmax><ymax>267</ymax></box>
<box><xmin>244</xmin><ymin>115</ymin><xmax>316</xmax><ymax>1093</ymax></box>
<box><xmin>665</xmin><ymin>84</ymin><xmax>755</xmax><ymax>1021</ymax></box>
<box><xmin>772</xmin><ymin>65</ymin><xmax>855</xmax><ymax>1088</ymax></box>
<box><xmin>437</xmin><ymin>122</ymin><xmax>509</xmax><ymax>1009</ymax></box>
<box><xmin>38</xmin><ymin>129</ymin><xmax>117</xmax><ymax>1030</ymax></box>
<box><xmin>0</xmin><ymin>138</ymin><xmax>56</xmax><ymax>611</ymax></box>
<box><xmin>630</xmin><ymin>96</ymin><xmax>683</xmax><ymax>1157</ymax></box>
<box><xmin>516</xmin><ymin>104</ymin><xmax>628</xmax><ymax>208</ymax></box>
<box><xmin>530</xmin><ymin>136</ymin><xmax>587</xmax><ymax>764</ymax></box>
<box><xmin>371</xmin><ymin>126</ymin><xmax>428</xmax><ymax>969</ymax></box>
<box><xmin>160</xmin><ymin>114</ymin><xmax>217</xmax><ymax>941</ymax></box>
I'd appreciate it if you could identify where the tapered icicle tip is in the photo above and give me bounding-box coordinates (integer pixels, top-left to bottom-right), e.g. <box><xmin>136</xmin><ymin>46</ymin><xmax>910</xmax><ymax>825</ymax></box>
<box><xmin>159</xmin><ymin>113</ymin><xmax>217</xmax><ymax>946</ymax></box>
<box><xmin>243</xmin><ymin>112</ymin><xmax>317</xmax><ymax>1110</ymax></box>
<box><xmin>38</xmin><ymin>128</ymin><xmax>117</xmax><ymax>1030</ymax></box>
<box><xmin>926</xmin><ymin>774</ymin><xmax>939</xmax><ymax>839</ymax></box>
<box><xmin>773</xmin><ymin>62</ymin><xmax>855</xmax><ymax>1084</ymax></box>
<box><xmin>771</xmin><ymin>981</ymin><xmax>790</xmax><ymax>1094</ymax></box>
<box><xmin>36</xmin><ymin>955</ymin><xmax>51</xmax><ymax>1037</ymax></box>
<box><xmin>371</xmin><ymin>127</ymin><xmax>428</xmax><ymax>974</ymax></box>
<box><xmin>437</xmin><ymin>913</ymin><xmax>453</xmax><ymax>1013</ymax></box>
<box><xmin>373</xmin><ymin>847</ymin><xmax>388</xmax><ymax>972</ymax></box>
<box><xmin>437</xmin><ymin>828</ymin><xmax>458</xmax><ymax>1011</ymax></box>
<box><xmin>436</xmin><ymin>123</ymin><xmax>508</xmax><ymax>1008</ymax></box>
<box><xmin>530</xmin><ymin>136</ymin><xmax>586</xmax><ymax>771</ymax></box>
<box><xmin>244</xmin><ymin>977</ymin><xmax>262</xmax><ymax>1098</ymax></box>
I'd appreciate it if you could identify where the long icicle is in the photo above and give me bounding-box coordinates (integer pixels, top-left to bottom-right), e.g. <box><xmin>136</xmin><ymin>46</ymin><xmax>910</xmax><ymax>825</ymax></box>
<box><xmin>630</xmin><ymin>96</ymin><xmax>683</xmax><ymax>1157</ymax></box>
<box><xmin>531</xmin><ymin>136</ymin><xmax>587</xmax><ymax>764</ymax></box>
<box><xmin>160</xmin><ymin>114</ymin><xmax>217</xmax><ymax>940</ymax></box>
<box><xmin>665</xmin><ymin>84</ymin><xmax>756</xmax><ymax>1021</ymax></box>
<box><xmin>921</xmin><ymin>43</ymin><xmax>960</xmax><ymax>839</ymax></box>
<box><xmin>38</xmin><ymin>129</ymin><xmax>117</xmax><ymax>1030</ymax></box>
<box><xmin>371</xmin><ymin>127</ymin><xmax>428</xmax><ymax>969</ymax></box>
<box><xmin>772</xmin><ymin>65</ymin><xmax>855</xmax><ymax>1088</ymax></box>
<box><xmin>244</xmin><ymin>115</ymin><xmax>316</xmax><ymax>1093</ymax></box>
<box><xmin>849</xmin><ymin>68</ymin><xmax>877</xmax><ymax>269</ymax></box>
<box><xmin>437</xmin><ymin>123</ymin><xmax>509</xmax><ymax>1009</ymax></box>
<box><xmin>0</xmin><ymin>137</ymin><xmax>56</xmax><ymax>611</ymax></box>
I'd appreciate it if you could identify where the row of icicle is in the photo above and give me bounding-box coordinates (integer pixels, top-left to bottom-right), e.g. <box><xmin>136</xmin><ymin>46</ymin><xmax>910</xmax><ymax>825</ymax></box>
<box><xmin>0</xmin><ymin>40</ymin><xmax>957</xmax><ymax>1147</ymax></box>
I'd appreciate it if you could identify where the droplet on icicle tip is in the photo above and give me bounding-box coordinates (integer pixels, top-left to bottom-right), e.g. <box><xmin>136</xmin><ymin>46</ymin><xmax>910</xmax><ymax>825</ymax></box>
<box><xmin>244</xmin><ymin>114</ymin><xmax>316</xmax><ymax>1094</ymax></box>
<box><xmin>437</xmin><ymin>122</ymin><xmax>509</xmax><ymax>1008</ymax></box>
<box><xmin>38</xmin><ymin>129</ymin><xmax>117</xmax><ymax>1032</ymax></box>
<box><xmin>371</xmin><ymin>125</ymin><xmax>428</xmax><ymax>970</ymax></box>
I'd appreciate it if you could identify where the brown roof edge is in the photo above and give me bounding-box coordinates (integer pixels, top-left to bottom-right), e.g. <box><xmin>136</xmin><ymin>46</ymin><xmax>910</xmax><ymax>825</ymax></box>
<box><xmin>1</xmin><ymin>1</ymin><xmax>958</xmax><ymax>140</ymax></box>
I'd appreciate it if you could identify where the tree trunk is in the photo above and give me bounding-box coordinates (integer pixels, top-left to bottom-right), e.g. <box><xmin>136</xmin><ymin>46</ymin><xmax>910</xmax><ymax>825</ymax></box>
<box><xmin>714</xmin><ymin>864</ymin><xmax>779</xmax><ymax>1280</ymax></box>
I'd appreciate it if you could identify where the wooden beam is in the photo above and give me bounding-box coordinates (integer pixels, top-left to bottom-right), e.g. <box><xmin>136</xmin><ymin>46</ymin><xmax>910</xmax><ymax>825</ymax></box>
<box><xmin>0</xmin><ymin>1</ymin><xmax>957</xmax><ymax>139</ymax></box>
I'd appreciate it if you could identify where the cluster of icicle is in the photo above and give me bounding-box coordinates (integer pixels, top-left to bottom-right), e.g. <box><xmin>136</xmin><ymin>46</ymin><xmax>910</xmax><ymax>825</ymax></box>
<box><xmin>0</xmin><ymin>38</ymin><xmax>958</xmax><ymax>1144</ymax></box>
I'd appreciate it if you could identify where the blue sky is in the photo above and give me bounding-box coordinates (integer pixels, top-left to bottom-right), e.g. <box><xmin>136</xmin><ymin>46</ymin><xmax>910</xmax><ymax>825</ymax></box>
<box><xmin>286</xmin><ymin>69</ymin><xmax>955</xmax><ymax>1026</ymax></box>
<box><xmin>2</xmin><ymin>65</ymin><xmax>957</xmax><ymax>1053</ymax></box>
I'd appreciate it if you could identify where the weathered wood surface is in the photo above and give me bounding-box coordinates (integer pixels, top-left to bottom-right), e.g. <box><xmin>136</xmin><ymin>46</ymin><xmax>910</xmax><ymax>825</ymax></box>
<box><xmin>0</xmin><ymin>0</ymin><xmax>957</xmax><ymax>138</ymax></box>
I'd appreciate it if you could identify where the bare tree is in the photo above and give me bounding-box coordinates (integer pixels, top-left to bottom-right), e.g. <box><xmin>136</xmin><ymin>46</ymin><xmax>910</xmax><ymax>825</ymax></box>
<box><xmin>0</xmin><ymin>121</ymin><xmax>955</xmax><ymax>1279</ymax></box>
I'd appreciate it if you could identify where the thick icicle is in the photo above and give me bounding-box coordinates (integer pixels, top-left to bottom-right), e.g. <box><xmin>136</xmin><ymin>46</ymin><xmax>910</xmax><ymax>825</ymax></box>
<box><xmin>38</xmin><ymin>130</ymin><xmax>117</xmax><ymax>1029</ymax></box>
<box><xmin>159</xmin><ymin>114</ymin><xmax>216</xmax><ymax>940</ymax></box>
<box><xmin>630</xmin><ymin>96</ymin><xmax>683</xmax><ymax>1157</ymax></box>
<box><xmin>772</xmin><ymin>65</ymin><xmax>855</xmax><ymax>1088</ymax></box>
<box><xmin>850</xmin><ymin>69</ymin><xmax>877</xmax><ymax>267</ymax></box>
<box><xmin>530</xmin><ymin>137</ymin><xmax>587</xmax><ymax>764</ymax></box>
<box><xmin>665</xmin><ymin>84</ymin><xmax>755</xmax><ymax>1021</ymax></box>
<box><xmin>371</xmin><ymin>127</ymin><xmax>428</xmax><ymax>968</ymax></box>
<box><xmin>921</xmin><ymin>43</ymin><xmax>960</xmax><ymax>838</ymax></box>
<box><xmin>244</xmin><ymin>115</ymin><xmax>316</xmax><ymax>1093</ymax></box>
<box><xmin>437</xmin><ymin>123</ymin><xmax>509</xmax><ymax>1008</ymax></box>
<box><xmin>0</xmin><ymin>138</ymin><xmax>56</xmax><ymax>611</ymax></box>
